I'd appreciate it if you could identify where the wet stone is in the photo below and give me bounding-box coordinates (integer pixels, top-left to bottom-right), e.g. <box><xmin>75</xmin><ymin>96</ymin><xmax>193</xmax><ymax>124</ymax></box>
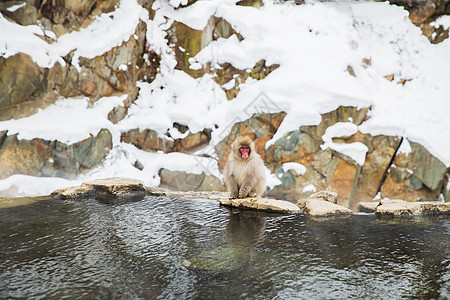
<box><xmin>357</xmin><ymin>201</ymin><xmax>379</xmax><ymax>213</ymax></box>
<box><xmin>181</xmin><ymin>245</ymin><xmax>251</xmax><ymax>272</ymax></box>
<box><xmin>51</xmin><ymin>177</ymin><xmax>146</xmax><ymax>199</ymax></box>
<box><xmin>297</xmin><ymin>198</ymin><xmax>352</xmax><ymax>217</ymax></box>
<box><xmin>218</xmin><ymin>197</ymin><xmax>301</xmax><ymax>214</ymax></box>
<box><xmin>375</xmin><ymin>199</ymin><xmax>450</xmax><ymax>216</ymax></box>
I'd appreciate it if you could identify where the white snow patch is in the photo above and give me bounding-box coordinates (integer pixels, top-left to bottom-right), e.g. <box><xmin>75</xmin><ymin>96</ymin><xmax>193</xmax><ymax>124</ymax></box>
<box><xmin>0</xmin><ymin>175</ymin><xmax>81</xmax><ymax>197</ymax></box>
<box><xmin>321</xmin><ymin>122</ymin><xmax>368</xmax><ymax>166</ymax></box>
<box><xmin>189</xmin><ymin>62</ymin><xmax>203</xmax><ymax>70</ymax></box>
<box><xmin>282</xmin><ymin>162</ymin><xmax>306</xmax><ymax>175</ymax></box>
<box><xmin>303</xmin><ymin>184</ymin><xmax>317</xmax><ymax>193</ymax></box>
<box><xmin>167</xmin><ymin>127</ymin><xmax>189</xmax><ymax>139</ymax></box>
<box><xmin>222</xmin><ymin>78</ymin><xmax>236</xmax><ymax>90</ymax></box>
<box><xmin>7</xmin><ymin>3</ymin><xmax>26</xmax><ymax>12</ymax></box>
<box><xmin>266</xmin><ymin>168</ymin><xmax>282</xmax><ymax>190</ymax></box>
<box><xmin>0</xmin><ymin>95</ymin><xmax>126</xmax><ymax>144</ymax></box>
<box><xmin>431</xmin><ymin>15</ymin><xmax>450</xmax><ymax>30</ymax></box>
<box><xmin>82</xmin><ymin>143</ymin><xmax>222</xmax><ymax>188</ymax></box>
<box><xmin>398</xmin><ymin>138</ymin><xmax>412</xmax><ymax>155</ymax></box>
<box><xmin>0</xmin><ymin>0</ymin><xmax>148</xmax><ymax>69</ymax></box>
<box><xmin>169</xmin><ymin>0</ymin><xmax>188</xmax><ymax>8</ymax></box>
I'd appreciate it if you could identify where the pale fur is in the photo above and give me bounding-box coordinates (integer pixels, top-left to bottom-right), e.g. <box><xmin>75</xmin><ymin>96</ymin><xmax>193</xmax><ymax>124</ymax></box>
<box><xmin>224</xmin><ymin>136</ymin><xmax>266</xmax><ymax>198</ymax></box>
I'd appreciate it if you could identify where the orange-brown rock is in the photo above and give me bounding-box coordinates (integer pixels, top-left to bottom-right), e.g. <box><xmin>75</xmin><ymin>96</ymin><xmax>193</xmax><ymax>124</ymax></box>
<box><xmin>329</xmin><ymin>158</ymin><xmax>358</xmax><ymax>207</ymax></box>
<box><xmin>352</xmin><ymin>135</ymin><xmax>402</xmax><ymax>203</ymax></box>
<box><xmin>380</xmin><ymin>140</ymin><xmax>447</xmax><ymax>202</ymax></box>
<box><xmin>266</xmin><ymin>106</ymin><xmax>372</xmax><ymax>205</ymax></box>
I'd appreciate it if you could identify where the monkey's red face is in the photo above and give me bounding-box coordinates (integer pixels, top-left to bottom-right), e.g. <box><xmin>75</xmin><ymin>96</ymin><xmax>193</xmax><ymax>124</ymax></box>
<box><xmin>239</xmin><ymin>146</ymin><xmax>250</xmax><ymax>159</ymax></box>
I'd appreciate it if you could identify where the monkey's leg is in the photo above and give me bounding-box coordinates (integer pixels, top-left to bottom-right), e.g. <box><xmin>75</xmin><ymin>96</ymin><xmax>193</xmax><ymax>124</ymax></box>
<box><xmin>228</xmin><ymin>175</ymin><xmax>239</xmax><ymax>199</ymax></box>
<box><xmin>238</xmin><ymin>176</ymin><xmax>257</xmax><ymax>198</ymax></box>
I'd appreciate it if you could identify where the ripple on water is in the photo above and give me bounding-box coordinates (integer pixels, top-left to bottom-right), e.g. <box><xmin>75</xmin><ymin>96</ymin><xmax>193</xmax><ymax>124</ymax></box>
<box><xmin>0</xmin><ymin>196</ymin><xmax>448</xmax><ymax>299</ymax></box>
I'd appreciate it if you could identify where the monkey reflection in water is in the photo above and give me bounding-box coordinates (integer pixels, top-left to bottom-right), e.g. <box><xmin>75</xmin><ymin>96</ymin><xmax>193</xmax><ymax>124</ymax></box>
<box><xmin>225</xmin><ymin>208</ymin><xmax>268</xmax><ymax>248</ymax></box>
<box><xmin>181</xmin><ymin>137</ymin><xmax>268</xmax><ymax>274</ymax></box>
<box><xmin>224</xmin><ymin>136</ymin><xmax>266</xmax><ymax>199</ymax></box>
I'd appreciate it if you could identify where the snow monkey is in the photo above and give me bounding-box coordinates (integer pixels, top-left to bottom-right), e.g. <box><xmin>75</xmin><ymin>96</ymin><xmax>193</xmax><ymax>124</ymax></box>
<box><xmin>224</xmin><ymin>136</ymin><xmax>266</xmax><ymax>199</ymax></box>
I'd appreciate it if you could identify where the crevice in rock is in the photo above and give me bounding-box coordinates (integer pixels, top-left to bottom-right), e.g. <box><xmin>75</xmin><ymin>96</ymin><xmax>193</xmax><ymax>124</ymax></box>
<box><xmin>375</xmin><ymin>136</ymin><xmax>404</xmax><ymax>197</ymax></box>
<box><xmin>0</xmin><ymin>131</ymin><xmax>7</xmax><ymax>150</ymax></box>
<box><xmin>348</xmin><ymin>164</ymin><xmax>362</xmax><ymax>210</ymax></box>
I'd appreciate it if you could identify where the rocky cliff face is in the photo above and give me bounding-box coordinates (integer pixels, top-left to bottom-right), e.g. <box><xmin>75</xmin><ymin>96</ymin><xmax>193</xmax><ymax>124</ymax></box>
<box><xmin>0</xmin><ymin>0</ymin><xmax>157</xmax><ymax>121</ymax></box>
<box><xmin>213</xmin><ymin>108</ymin><xmax>448</xmax><ymax>210</ymax></box>
<box><xmin>0</xmin><ymin>129</ymin><xmax>112</xmax><ymax>179</ymax></box>
<box><xmin>0</xmin><ymin>0</ymin><xmax>448</xmax><ymax>205</ymax></box>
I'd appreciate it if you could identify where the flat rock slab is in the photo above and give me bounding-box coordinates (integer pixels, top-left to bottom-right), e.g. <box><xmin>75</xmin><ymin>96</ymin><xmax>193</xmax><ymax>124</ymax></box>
<box><xmin>52</xmin><ymin>177</ymin><xmax>146</xmax><ymax>199</ymax></box>
<box><xmin>375</xmin><ymin>199</ymin><xmax>450</xmax><ymax>216</ymax></box>
<box><xmin>83</xmin><ymin>178</ymin><xmax>146</xmax><ymax>195</ymax></box>
<box><xmin>357</xmin><ymin>201</ymin><xmax>379</xmax><ymax>213</ymax></box>
<box><xmin>297</xmin><ymin>198</ymin><xmax>352</xmax><ymax>216</ymax></box>
<box><xmin>148</xmin><ymin>188</ymin><xmax>228</xmax><ymax>201</ymax></box>
<box><xmin>218</xmin><ymin>197</ymin><xmax>301</xmax><ymax>213</ymax></box>
<box><xmin>306</xmin><ymin>191</ymin><xmax>338</xmax><ymax>204</ymax></box>
<box><xmin>51</xmin><ymin>185</ymin><xmax>91</xmax><ymax>199</ymax></box>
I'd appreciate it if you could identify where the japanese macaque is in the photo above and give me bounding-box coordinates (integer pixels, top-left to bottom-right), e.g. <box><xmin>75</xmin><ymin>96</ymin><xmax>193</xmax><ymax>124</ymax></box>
<box><xmin>224</xmin><ymin>136</ymin><xmax>266</xmax><ymax>198</ymax></box>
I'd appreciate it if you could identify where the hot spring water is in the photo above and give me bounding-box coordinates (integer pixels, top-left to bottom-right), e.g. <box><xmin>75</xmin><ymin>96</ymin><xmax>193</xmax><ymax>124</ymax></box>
<box><xmin>0</xmin><ymin>195</ymin><xmax>448</xmax><ymax>299</ymax></box>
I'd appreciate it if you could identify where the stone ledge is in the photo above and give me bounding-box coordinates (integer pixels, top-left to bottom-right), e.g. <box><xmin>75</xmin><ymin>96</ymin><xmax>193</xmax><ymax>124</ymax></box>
<box><xmin>218</xmin><ymin>197</ymin><xmax>301</xmax><ymax>214</ymax></box>
<box><xmin>357</xmin><ymin>201</ymin><xmax>379</xmax><ymax>213</ymax></box>
<box><xmin>147</xmin><ymin>187</ymin><xmax>228</xmax><ymax>201</ymax></box>
<box><xmin>51</xmin><ymin>185</ymin><xmax>92</xmax><ymax>199</ymax></box>
<box><xmin>296</xmin><ymin>191</ymin><xmax>351</xmax><ymax>217</ymax></box>
<box><xmin>374</xmin><ymin>199</ymin><xmax>450</xmax><ymax>216</ymax></box>
<box><xmin>297</xmin><ymin>198</ymin><xmax>352</xmax><ymax>217</ymax></box>
<box><xmin>50</xmin><ymin>179</ymin><xmax>449</xmax><ymax>217</ymax></box>
<box><xmin>83</xmin><ymin>178</ymin><xmax>146</xmax><ymax>195</ymax></box>
<box><xmin>357</xmin><ymin>199</ymin><xmax>450</xmax><ymax>216</ymax></box>
<box><xmin>51</xmin><ymin>177</ymin><xmax>146</xmax><ymax>199</ymax></box>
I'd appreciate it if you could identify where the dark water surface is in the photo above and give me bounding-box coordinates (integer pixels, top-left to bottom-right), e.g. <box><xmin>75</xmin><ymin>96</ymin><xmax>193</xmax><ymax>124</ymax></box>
<box><xmin>0</xmin><ymin>195</ymin><xmax>449</xmax><ymax>299</ymax></box>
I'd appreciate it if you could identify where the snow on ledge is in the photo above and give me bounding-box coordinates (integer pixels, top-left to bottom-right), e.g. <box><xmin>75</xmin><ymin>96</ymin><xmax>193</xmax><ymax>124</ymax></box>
<box><xmin>398</xmin><ymin>138</ymin><xmax>412</xmax><ymax>155</ymax></box>
<box><xmin>320</xmin><ymin>122</ymin><xmax>368</xmax><ymax>166</ymax></box>
<box><xmin>282</xmin><ymin>162</ymin><xmax>306</xmax><ymax>175</ymax></box>
<box><xmin>0</xmin><ymin>0</ymin><xmax>148</xmax><ymax>69</ymax></box>
<box><xmin>303</xmin><ymin>184</ymin><xmax>317</xmax><ymax>193</ymax></box>
<box><xmin>0</xmin><ymin>95</ymin><xmax>126</xmax><ymax>144</ymax></box>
